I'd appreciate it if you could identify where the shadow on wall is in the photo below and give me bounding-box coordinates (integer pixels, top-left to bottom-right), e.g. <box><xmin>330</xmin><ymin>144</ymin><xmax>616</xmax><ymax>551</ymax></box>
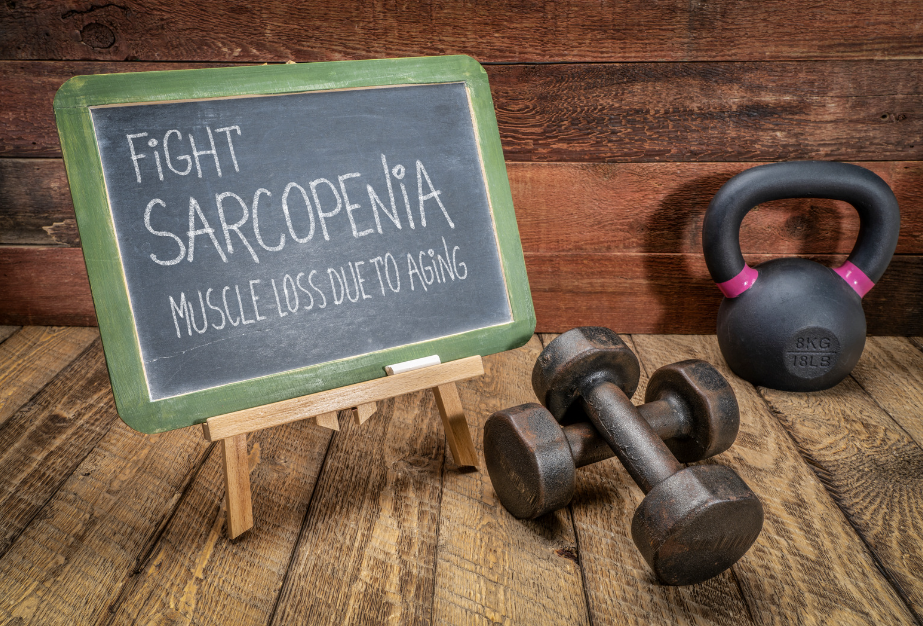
<box><xmin>643</xmin><ymin>170</ymin><xmax>730</xmax><ymax>335</ymax></box>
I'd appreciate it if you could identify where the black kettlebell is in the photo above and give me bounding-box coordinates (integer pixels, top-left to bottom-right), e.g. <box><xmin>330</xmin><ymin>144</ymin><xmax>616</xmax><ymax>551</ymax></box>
<box><xmin>702</xmin><ymin>161</ymin><xmax>900</xmax><ymax>392</ymax></box>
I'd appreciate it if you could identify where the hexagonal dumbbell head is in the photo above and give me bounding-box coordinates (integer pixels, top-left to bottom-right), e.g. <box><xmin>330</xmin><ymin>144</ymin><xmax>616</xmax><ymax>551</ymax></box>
<box><xmin>641</xmin><ymin>360</ymin><xmax>740</xmax><ymax>463</ymax></box>
<box><xmin>483</xmin><ymin>403</ymin><xmax>576</xmax><ymax>519</ymax></box>
<box><xmin>533</xmin><ymin>327</ymin><xmax>640</xmax><ymax>425</ymax></box>
<box><xmin>632</xmin><ymin>464</ymin><xmax>764</xmax><ymax>586</ymax></box>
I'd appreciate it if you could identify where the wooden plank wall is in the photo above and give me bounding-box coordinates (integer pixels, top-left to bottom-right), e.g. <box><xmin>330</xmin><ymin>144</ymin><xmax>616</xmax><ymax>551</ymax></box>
<box><xmin>1</xmin><ymin>1</ymin><xmax>921</xmax><ymax>333</ymax></box>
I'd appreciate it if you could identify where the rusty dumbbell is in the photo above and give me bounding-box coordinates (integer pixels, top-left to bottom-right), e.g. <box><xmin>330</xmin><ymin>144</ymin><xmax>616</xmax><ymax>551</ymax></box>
<box><xmin>484</xmin><ymin>327</ymin><xmax>763</xmax><ymax>585</ymax></box>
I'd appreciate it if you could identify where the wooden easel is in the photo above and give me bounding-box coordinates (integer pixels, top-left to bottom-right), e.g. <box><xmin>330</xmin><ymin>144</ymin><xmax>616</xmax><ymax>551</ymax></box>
<box><xmin>202</xmin><ymin>356</ymin><xmax>484</xmax><ymax>538</ymax></box>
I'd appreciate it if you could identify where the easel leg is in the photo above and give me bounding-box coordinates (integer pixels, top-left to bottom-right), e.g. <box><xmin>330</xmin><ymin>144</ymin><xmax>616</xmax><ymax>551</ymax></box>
<box><xmin>432</xmin><ymin>383</ymin><xmax>479</xmax><ymax>468</ymax></box>
<box><xmin>222</xmin><ymin>434</ymin><xmax>254</xmax><ymax>539</ymax></box>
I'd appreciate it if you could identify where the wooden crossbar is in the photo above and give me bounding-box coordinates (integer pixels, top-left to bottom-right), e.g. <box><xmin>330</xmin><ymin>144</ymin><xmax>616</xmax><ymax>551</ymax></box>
<box><xmin>205</xmin><ymin>356</ymin><xmax>484</xmax><ymax>538</ymax></box>
<box><xmin>203</xmin><ymin>356</ymin><xmax>483</xmax><ymax>441</ymax></box>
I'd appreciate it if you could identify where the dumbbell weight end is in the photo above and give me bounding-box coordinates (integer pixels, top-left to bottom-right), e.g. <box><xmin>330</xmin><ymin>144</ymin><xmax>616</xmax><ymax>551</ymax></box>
<box><xmin>632</xmin><ymin>465</ymin><xmax>764</xmax><ymax>586</ymax></box>
<box><xmin>484</xmin><ymin>404</ymin><xmax>578</xmax><ymax>519</ymax></box>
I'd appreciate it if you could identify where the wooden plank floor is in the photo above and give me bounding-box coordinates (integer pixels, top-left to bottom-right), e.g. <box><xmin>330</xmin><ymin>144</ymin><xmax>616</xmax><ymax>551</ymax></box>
<box><xmin>0</xmin><ymin>327</ymin><xmax>921</xmax><ymax>625</ymax></box>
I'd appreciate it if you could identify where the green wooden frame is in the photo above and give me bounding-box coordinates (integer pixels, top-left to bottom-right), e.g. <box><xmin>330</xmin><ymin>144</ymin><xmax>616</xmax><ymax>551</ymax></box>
<box><xmin>54</xmin><ymin>55</ymin><xmax>535</xmax><ymax>434</ymax></box>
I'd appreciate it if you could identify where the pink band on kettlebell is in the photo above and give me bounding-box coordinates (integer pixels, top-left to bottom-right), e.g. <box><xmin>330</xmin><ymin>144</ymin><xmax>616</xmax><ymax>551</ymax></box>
<box><xmin>716</xmin><ymin>264</ymin><xmax>758</xmax><ymax>298</ymax></box>
<box><xmin>834</xmin><ymin>260</ymin><xmax>875</xmax><ymax>298</ymax></box>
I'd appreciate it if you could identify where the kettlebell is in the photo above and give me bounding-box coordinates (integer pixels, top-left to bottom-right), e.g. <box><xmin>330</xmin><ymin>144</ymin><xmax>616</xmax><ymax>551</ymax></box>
<box><xmin>702</xmin><ymin>161</ymin><xmax>900</xmax><ymax>392</ymax></box>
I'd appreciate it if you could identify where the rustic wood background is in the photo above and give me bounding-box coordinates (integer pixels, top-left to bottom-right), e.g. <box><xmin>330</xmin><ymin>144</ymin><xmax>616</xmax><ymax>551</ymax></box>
<box><xmin>1</xmin><ymin>1</ymin><xmax>922</xmax><ymax>333</ymax></box>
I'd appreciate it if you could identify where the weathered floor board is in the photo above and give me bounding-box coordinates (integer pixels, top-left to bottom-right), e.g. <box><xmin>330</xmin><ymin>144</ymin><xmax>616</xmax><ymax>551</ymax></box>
<box><xmin>0</xmin><ymin>418</ymin><xmax>212</xmax><ymax>625</ymax></box>
<box><xmin>630</xmin><ymin>335</ymin><xmax>916</xmax><ymax>625</ymax></box>
<box><xmin>0</xmin><ymin>326</ymin><xmax>98</xmax><ymax>426</ymax></box>
<box><xmin>538</xmin><ymin>334</ymin><xmax>753</xmax><ymax>626</ymax></box>
<box><xmin>269</xmin><ymin>395</ymin><xmax>446</xmax><ymax>624</ymax></box>
<box><xmin>107</xmin><ymin>419</ymin><xmax>332</xmax><ymax>626</ymax></box>
<box><xmin>852</xmin><ymin>337</ymin><xmax>923</xmax><ymax>447</ymax></box>
<box><xmin>0</xmin><ymin>340</ymin><xmax>115</xmax><ymax>560</ymax></box>
<box><xmin>0</xmin><ymin>326</ymin><xmax>19</xmax><ymax>343</ymax></box>
<box><xmin>0</xmin><ymin>329</ymin><xmax>920</xmax><ymax>624</ymax></box>
<box><xmin>758</xmin><ymin>342</ymin><xmax>923</xmax><ymax>620</ymax></box>
<box><xmin>433</xmin><ymin>336</ymin><xmax>590</xmax><ymax>626</ymax></box>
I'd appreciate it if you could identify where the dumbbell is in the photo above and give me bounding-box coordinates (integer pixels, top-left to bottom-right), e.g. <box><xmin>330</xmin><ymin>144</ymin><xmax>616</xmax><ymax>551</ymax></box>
<box><xmin>484</xmin><ymin>327</ymin><xmax>763</xmax><ymax>586</ymax></box>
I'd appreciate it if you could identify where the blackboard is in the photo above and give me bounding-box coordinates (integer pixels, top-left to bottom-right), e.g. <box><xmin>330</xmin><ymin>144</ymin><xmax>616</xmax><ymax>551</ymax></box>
<box><xmin>54</xmin><ymin>56</ymin><xmax>534</xmax><ymax>433</ymax></box>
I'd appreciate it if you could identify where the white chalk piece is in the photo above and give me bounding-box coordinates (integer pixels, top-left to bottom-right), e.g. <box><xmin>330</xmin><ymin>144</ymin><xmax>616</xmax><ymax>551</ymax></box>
<box><xmin>386</xmin><ymin>355</ymin><xmax>441</xmax><ymax>376</ymax></box>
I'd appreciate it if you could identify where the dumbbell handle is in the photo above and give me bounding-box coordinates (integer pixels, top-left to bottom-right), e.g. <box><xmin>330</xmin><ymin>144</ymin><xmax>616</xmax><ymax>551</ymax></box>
<box><xmin>579</xmin><ymin>381</ymin><xmax>683</xmax><ymax>493</ymax></box>
<box><xmin>565</xmin><ymin>399</ymin><xmax>691</xmax><ymax>468</ymax></box>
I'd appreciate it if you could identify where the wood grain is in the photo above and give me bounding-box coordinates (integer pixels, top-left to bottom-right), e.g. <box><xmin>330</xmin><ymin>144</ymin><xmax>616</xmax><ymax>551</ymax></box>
<box><xmin>0</xmin><ymin>159</ymin><xmax>79</xmax><ymax>246</ymax></box>
<box><xmin>433</xmin><ymin>336</ymin><xmax>590</xmax><ymax>625</ymax></box>
<box><xmin>757</xmin><ymin>343</ymin><xmax>923</xmax><ymax>618</ymax></box>
<box><xmin>630</xmin><ymin>335</ymin><xmax>916</xmax><ymax>625</ymax></box>
<box><xmin>7</xmin><ymin>159</ymin><xmax>923</xmax><ymax>253</ymax></box>
<box><xmin>432</xmin><ymin>381</ymin><xmax>479</xmax><ymax>468</ymax></box>
<box><xmin>0</xmin><ymin>329</ymin><xmax>919</xmax><ymax>623</ymax></box>
<box><xmin>0</xmin><ymin>247</ymin><xmax>95</xmax><ymax>326</ymax></box>
<box><xmin>490</xmin><ymin>62</ymin><xmax>923</xmax><ymax>162</ymax></box>
<box><xmin>0</xmin><ymin>325</ymin><xmax>97</xmax><ymax>427</ymax></box>
<box><xmin>270</xmin><ymin>390</ymin><xmax>445</xmax><ymax>624</ymax></box>
<box><xmin>526</xmin><ymin>253</ymin><xmax>923</xmax><ymax>335</ymax></box>
<box><xmin>509</xmin><ymin>162</ymin><xmax>923</xmax><ymax>255</ymax></box>
<box><xmin>5</xmin><ymin>60</ymin><xmax>923</xmax><ymax>160</ymax></box>
<box><xmin>0</xmin><ymin>340</ymin><xmax>115</xmax><ymax>560</ymax></box>
<box><xmin>0</xmin><ymin>409</ymin><xmax>213</xmax><ymax>625</ymax></box>
<box><xmin>2</xmin><ymin>1</ymin><xmax>922</xmax><ymax>63</ymax></box>
<box><xmin>313</xmin><ymin>411</ymin><xmax>340</xmax><ymax>431</ymax></box>
<box><xmin>5</xmin><ymin>247</ymin><xmax>920</xmax><ymax>334</ymax></box>
<box><xmin>352</xmin><ymin>401</ymin><xmax>377</xmax><ymax>425</ymax></box>
<box><xmin>0</xmin><ymin>326</ymin><xmax>20</xmax><ymax>344</ymax></box>
<box><xmin>851</xmin><ymin>337</ymin><xmax>923</xmax><ymax>447</ymax></box>
<box><xmin>222</xmin><ymin>433</ymin><xmax>254</xmax><ymax>539</ymax></box>
<box><xmin>203</xmin><ymin>356</ymin><xmax>484</xmax><ymax>441</ymax></box>
<box><xmin>540</xmin><ymin>334</ymin><xmax>754</xmax><ymax>626</ymax></box>
<box><xmin>107</xmin><ymin>419</ymin><xmax>332</xmax><ymax>626</ymax></box>
<box><xmin>268</xmin><ymin>394</ymin><xmax>447</xmax><ymax>624</ymax></box>
<box><xmin>0</xmin><ymin>61</ymin><xmax>234</xmax><ymax>158</ymax></box>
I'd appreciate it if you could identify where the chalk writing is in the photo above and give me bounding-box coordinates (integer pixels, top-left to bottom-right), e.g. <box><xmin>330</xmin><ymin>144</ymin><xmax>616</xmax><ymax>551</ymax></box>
<box><xmin>90</xmin><ymin>82</ymin><xmax>513</xmax><ymax>400</ymax></box>
<box><xmin>140</xmin><ymin>151</ymin><xmax>454</xmax><ymax>265</ymax></box>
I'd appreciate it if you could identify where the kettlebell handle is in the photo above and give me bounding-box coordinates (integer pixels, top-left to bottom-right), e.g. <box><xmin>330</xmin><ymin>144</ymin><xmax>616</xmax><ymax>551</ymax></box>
<box><xmin>702</xmin><ymin>161</ymin><xmax>900</xmax><ymax>298</ymax></box>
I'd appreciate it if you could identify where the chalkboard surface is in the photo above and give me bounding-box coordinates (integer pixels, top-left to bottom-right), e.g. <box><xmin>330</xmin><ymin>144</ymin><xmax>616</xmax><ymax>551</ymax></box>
<box><xmin>54</xmin><ymin>56</ymin><xmax>534</xmax><ymax>433</ymax></box>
